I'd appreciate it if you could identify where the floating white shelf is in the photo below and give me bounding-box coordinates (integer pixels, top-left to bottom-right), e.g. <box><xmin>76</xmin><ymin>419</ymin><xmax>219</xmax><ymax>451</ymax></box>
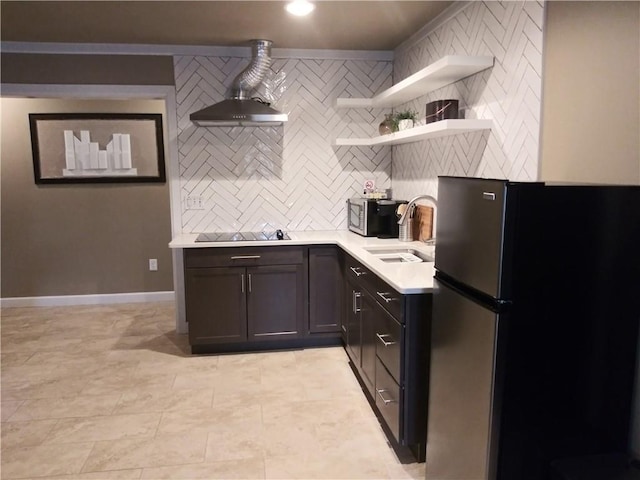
<box><xmin>333</xmin><ymin>119</ymin><xmax>493</xmax><ymax>147</ymax></box>
<box><xmin>335</xmin><ymin>55</ymin><xmax>494</xmax><ymax>109</ymax></box>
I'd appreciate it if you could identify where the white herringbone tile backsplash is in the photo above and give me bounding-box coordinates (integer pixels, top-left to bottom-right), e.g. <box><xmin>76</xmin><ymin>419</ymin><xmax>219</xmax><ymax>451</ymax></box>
<box><xmin>174</xmin><ymin>55</ymin><xmax>392</xmax><ymax>232</ymax></box>
<box><xmin>391</xmin><ymin>0</ymin><xmax>545</xmax><ymax>201</ymax></box>
<box><xmin>174</xmin><ymin>1</ymin><xmax>544</xmax><ymax>232</ymax></box>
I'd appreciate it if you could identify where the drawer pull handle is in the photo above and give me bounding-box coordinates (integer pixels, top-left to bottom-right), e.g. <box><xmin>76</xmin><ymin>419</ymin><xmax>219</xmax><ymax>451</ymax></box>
<box><xmin>376</xmin><ymin>333</ymin><xmax>396</xmax><ymax>347</ymax></box>
<box><xmin>349</xmin><ymin>266</ymin><xmax>366</xmax><ymax>277</ymax></box>
<box><xmin>353</xmin><ymin>291</ymin><xmax>362</xmax><ymax>313</ymax></box>
<box><xmin>376</xmin><ymin>389</ymin><xmax>397</xmax><ymax>405</ymax></box>
<box><xmin>253</xmin><ymin>331</ymin><xmax>297</xmax><ymax>337</ymax></box>
<box><xmin>241</xmin><ymin>274</ymin><xmax>245</xmax><ymax>293</ymax></box>
<box><xmin>230</xmin><ymin>255</ymin><xmax>261</xmax><ymax>260</ymax></box>
<box><xmin>248</xmin><ymin>273</ymin><xmax>252</xmax><ymax>293</ymax></box>
<box><xmin>376</xmin><ymin>292</ymin><xmax>397</xmax><ymax>303</ymax></box>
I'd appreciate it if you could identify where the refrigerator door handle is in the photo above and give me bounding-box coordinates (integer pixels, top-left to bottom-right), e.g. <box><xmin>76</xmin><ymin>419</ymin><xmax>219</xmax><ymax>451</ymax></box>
<box><xmin>482</xmin><ymin>192</ymin><xmax>496</xmax><ymax>201</ymax></box>
<box><xmin>435</xmin><ymin>272</ymin><xmax>510</xmax><ymax>313</ymax></box>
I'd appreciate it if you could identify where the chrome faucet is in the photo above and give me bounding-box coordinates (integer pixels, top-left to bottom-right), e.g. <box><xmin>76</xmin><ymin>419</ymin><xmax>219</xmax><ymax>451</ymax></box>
<box><xmin>397</xmin><ymin>194</ymin><xmax>437</xmax><ymax>242</ymax></box>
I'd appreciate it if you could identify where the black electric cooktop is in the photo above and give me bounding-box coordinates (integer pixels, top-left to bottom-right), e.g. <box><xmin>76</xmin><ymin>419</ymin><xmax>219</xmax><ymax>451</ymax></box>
<box><xmin>195</xmin><ymin>230</ymin><xmax>290</xmax><ymax>242</ymax></box>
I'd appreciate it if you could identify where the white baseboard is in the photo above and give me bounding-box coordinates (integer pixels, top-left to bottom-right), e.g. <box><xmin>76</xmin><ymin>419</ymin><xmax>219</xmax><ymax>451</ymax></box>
<box><xmin>1</xmin><ymin>291</ymin><xmax>175</xmax><ymax>308</ymax></box>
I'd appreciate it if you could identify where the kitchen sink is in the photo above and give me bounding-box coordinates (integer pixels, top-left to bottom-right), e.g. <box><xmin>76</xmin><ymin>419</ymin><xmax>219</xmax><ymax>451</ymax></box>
<box><xmin>364</xmin><ymin>247</ymin><xmax>434</xmax><ymax>263</ymax></box>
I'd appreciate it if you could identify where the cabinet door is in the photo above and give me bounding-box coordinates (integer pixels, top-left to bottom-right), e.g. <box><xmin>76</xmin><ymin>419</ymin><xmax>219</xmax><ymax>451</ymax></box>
<box><xmin>246</xmin><ymin>265</ymin><xmax>304</xmax><ymax>340</ymax></box>
<box><xmin>309</xmin><ymin>247</ymin><xmax>342</xmax><ymax>334</ymax></box>
<box><xmin>344</xmin><ymin>275</ymin><xmax>361</xmax><ymax>365</ymax></box>
<box><xmin>360</xmin><ymin>289</ymin><xmax>377</xmax><ymax>396</ymax></box>
<box><xmin>185</xmin><ymin>267</ymin><xmax>247</xmax><ymax>344</ymax></box>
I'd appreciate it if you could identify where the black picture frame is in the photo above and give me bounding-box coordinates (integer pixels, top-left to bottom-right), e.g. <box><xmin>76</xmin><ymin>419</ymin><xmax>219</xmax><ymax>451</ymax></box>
<box><xmin>29</xmin><ymin>113</ymin><xmax>166</xmax><ymax>184</ymax></box>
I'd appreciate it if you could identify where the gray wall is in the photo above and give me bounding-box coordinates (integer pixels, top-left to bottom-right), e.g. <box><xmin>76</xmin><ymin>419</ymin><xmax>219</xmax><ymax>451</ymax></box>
<box><xmin>540</xmin><ymin>1</ymin><xmax>640</xmax><ymax>457</ymax></box>
<box><xmin>1</xmin><ymin>97</ymin><xmax>173</xmax><ymax>297</ymax></box>
<box><xmin>1</xmin><ymin>53</ymin><xmax>175</xmax><ymax>85</ymax></box>
<box><xmin>1</xmin><ymin>52</ymin><xmax>176</xmax><ymax>299</ymax></box>
<box><xmin>540</xmin><ymin>1</ymin><xmax>640</xmax><ymax>184</ymax></box>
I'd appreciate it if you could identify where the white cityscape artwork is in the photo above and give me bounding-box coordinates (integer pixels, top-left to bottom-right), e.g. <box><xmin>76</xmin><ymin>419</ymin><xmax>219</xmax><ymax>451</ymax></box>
<box><xmin>63</xmin><ymin>130</ymin><xmax>138</xmax><ymax>177</ymax></box>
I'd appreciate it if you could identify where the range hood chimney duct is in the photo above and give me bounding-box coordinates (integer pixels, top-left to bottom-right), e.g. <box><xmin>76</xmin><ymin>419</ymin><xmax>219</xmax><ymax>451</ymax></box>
<box><xmin>230</xmin><ymin>39</ymin><xmax>273</xmax><ymax>100</ymax></box>
<box><xmin>190</xmin><ymin>39</ymin><xmax>288</xmax><ymax>127</ymax></box>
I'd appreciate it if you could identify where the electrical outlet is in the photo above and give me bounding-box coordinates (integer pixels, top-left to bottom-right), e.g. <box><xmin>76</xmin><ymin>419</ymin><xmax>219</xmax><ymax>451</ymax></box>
<box><xmin>186</xmin><ymin>196</ymin><xmax>204</xmax><ymax>210</ymax></box>
<box><xmin>149</xmin><ymin>259</ymin><xmax>158</xmax><ymax>271</ymax></box>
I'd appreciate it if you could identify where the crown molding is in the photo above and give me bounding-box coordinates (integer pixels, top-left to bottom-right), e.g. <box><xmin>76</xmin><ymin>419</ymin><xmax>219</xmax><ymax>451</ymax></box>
<box><xmin>0</xmin><ymin>41</ymin><xmax>393</xmax><ymax>61</ymax></box>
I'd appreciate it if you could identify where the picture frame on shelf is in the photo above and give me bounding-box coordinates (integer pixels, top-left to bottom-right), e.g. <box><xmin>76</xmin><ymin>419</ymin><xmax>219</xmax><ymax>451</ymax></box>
<box><xmin>29</xmin><ymin>113</ymin><xmax>166</xmax><ymax>184</ymax></box>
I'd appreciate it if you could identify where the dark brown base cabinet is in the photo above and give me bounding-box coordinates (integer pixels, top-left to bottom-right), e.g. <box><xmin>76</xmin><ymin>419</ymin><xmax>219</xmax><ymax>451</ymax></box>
<box><xmin>185</xmin><ymin>247</ymin><xmax>310</xmax><ymax>353</ymax></box>
<box><xmin>343</xmin><ymin>254</ymin><xmax>431</xmax><ymax>462</ymax></box>
<box><xmin>184</xmin><ymin>246</ymin><xmax>342</xmax><ymax>354</ymax></box>
<box><xmin>308</xmin><ymin>246</ymin><xmax>343</xmax><ymax>335</ymax></box>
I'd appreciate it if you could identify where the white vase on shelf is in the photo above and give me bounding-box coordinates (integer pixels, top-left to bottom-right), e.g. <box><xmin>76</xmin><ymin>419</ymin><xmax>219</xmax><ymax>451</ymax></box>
<box><xmin>397</xmin><ymin>119</ymin><xmax>414</xmax><ymax>131</ymax></box>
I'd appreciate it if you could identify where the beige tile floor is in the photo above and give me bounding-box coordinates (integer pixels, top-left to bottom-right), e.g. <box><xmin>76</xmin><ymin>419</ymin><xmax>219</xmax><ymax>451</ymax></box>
<box><xmin>1</xmin><ymin>302</ymin><xmax>426</xmax><ymax>479</ymax></box>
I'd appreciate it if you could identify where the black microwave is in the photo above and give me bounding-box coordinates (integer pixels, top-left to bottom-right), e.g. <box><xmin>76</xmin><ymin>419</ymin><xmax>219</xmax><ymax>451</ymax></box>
<box><xmin>347</xmin><ymin>198</ymin><xmax>403</xmax><ymax>237</ymax></box>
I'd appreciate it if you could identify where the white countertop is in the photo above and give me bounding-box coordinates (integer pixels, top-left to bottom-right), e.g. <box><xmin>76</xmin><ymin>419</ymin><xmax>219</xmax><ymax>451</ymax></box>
<box><xmin>170</xmin><ymin>230</ymin><xmax>435</xmax><ymax>294</ymax></box>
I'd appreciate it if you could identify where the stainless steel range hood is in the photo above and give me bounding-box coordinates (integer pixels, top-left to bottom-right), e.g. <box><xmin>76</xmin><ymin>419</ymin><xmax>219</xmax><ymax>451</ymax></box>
<box><xmin>190</xmin><ymin>98</ymin><xmax>287</xmax><ymax>127</ymax></box>
<box><xmin>190</xmin><ymin>39</ymin><xmax>288</xmax><ymax>127</ymax></box>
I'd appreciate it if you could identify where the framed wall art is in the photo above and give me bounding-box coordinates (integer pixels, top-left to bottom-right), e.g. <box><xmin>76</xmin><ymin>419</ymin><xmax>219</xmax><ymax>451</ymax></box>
<box><xmin>29</xmin><ymin>113</ymin><xmax>166</xmax><ymax>184</ymax></box>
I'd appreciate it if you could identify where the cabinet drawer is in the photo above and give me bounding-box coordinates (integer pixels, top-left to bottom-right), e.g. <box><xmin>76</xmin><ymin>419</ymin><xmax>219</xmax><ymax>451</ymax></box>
<box><xmin>345</xmin><ymin>257</ymin><xmax>371</xmax><ymax>282</ymax></box>
<box><xmin>345</xmin><ymin>256</ymin><xmax>384</xmax><ymax>302</ymax></box>
<box><xmin>368</xmin><ymin>275</ymin><xmax>403</xmax><ymax>321</ymax></box>
<box><xmin>375</xmin><ymin>357</ymin><xmax>401</xmax><ymax>443</ymax></box>
<box><xmin>346</xmin><ymin>255</ymin><xmax>403</xmax><ymax>321</ymax></box>
<box><xmin>185</xmin><ymin>246</ymin><xmax>304</xmax><ymax>268</ymax></box>
<box><xmin>375</xmin><ymin>309</ymin><xmax>402</xmax><ymax>383</ymax></box>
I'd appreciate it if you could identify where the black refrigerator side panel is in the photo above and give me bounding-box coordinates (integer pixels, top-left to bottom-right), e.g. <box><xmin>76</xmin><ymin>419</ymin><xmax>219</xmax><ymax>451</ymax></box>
<box><xmin>497</xmin><ymin>185</ymin><xmax>640</xmax><ymax>479</ymax></box>
<box><xmin>542</xmin><ymin>186</ymin><xmax>640</xmax><ymax>453</ymax></box>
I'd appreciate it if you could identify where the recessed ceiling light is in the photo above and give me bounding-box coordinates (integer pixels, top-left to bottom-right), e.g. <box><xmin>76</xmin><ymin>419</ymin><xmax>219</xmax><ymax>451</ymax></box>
<box><xmin>285</xmin><ymin>0</ymin><xmax>315</xmax><ymax>17</ymax></box>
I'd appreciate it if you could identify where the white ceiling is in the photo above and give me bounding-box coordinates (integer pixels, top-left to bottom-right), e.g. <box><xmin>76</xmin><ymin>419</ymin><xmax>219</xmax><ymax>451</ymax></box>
<box><xmin>0</xmin><ymin>1</ymin><xmax>454</xmax><ymax>51</ymax></box>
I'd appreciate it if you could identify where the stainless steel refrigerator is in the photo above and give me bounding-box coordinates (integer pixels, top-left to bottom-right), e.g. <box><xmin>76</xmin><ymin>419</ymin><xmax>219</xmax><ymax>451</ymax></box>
<box><xmin>426</xmin><ymin>176</ymin><xmax>640</xmax><ymax>480</ymax></box>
